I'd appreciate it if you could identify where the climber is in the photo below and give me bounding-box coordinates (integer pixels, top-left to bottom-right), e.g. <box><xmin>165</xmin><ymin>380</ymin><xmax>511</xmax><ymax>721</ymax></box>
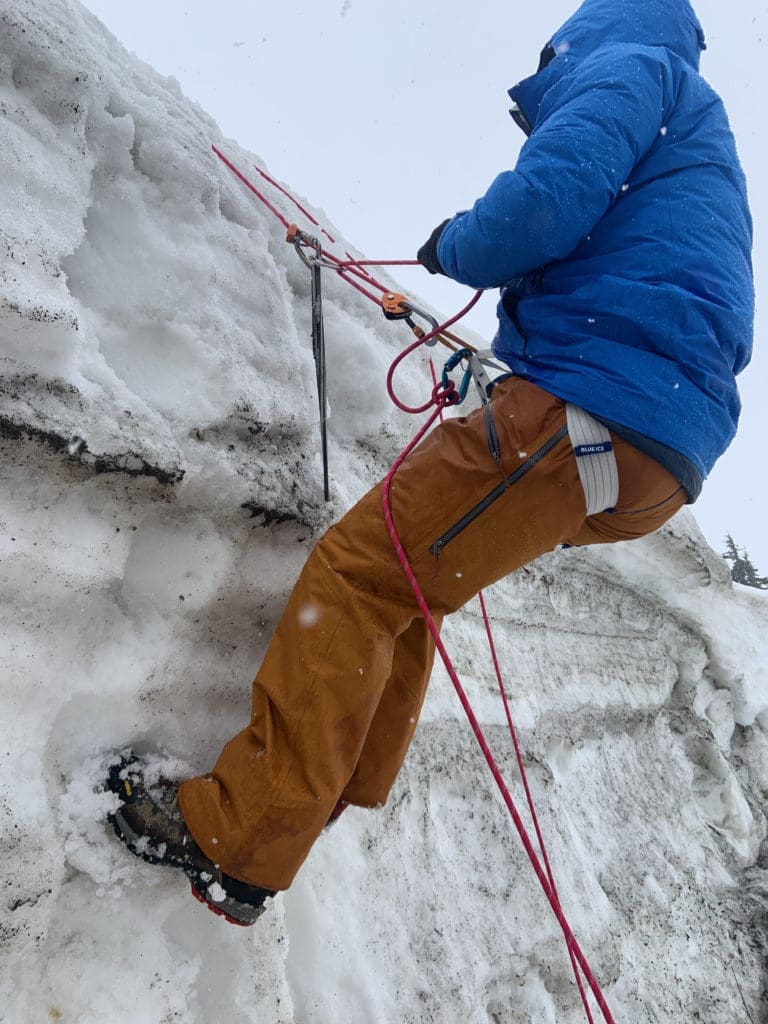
<box><xmin>107</xmin><ymin>0</ymin><xmax>753</xmax><ymax>926</ymax></box>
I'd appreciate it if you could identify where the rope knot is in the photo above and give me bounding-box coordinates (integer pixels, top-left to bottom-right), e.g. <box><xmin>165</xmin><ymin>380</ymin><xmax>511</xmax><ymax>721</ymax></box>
<box><xmin>432</xmin><ymin>379</ymin><xmax>460</xmax><ymax>408</ymax></box>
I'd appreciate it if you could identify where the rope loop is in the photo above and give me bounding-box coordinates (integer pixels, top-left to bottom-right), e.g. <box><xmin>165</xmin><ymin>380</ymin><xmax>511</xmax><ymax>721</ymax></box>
<box><xmin>432</xmin><ymin>378</ymin><xmax>460</xmax><ymax>409</ymax></box>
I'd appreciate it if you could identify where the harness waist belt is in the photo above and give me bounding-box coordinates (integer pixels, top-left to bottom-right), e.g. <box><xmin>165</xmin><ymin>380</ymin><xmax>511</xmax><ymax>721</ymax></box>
<box><xmin>565</xmin><ymin>404</ymin><xmax>619</xmax><ymax>515</ymax></box>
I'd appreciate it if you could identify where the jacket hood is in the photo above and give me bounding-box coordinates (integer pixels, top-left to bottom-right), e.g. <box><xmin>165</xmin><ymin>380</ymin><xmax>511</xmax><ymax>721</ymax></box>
<box><xmin>508</xmin><ymin>0</ymin><xmax>706</xmax><ymax>135</ymax></box>
<box><xmin>550</xmin><ymin>0</ymin><xmax>706</xmax><ymax>69</ymax></box>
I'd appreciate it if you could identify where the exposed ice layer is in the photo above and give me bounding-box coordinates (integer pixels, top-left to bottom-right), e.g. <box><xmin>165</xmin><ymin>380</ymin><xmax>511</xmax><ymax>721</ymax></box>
<box><xmin>1</xmin><ymin>2</ymin><xmax>768</xmax><ymax>1023</ymax></box>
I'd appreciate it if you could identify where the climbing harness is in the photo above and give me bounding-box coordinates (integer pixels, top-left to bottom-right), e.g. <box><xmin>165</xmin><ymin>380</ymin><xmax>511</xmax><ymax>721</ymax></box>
<box><xmin>212</xmin><ymin>145</ymin><xmax>615</xmax><ymax>1023</ymax></box>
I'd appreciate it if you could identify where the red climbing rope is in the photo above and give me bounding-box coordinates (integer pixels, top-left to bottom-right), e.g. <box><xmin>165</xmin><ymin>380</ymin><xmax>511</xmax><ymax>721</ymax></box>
<box><xmin>424</xmin><ymin>355</ymin><xmax>597</xmax><ymax>1022</ymax></box>
<box><xmin>211</xmin><ymin>143</ymin><xmax>615</xmax><ymax>1023</ymax></box>
<box><xmin>479</xmin><ymin>590</ymin><xmax>596</xmax><ymax>1024</ymax></box>
<box><xmin>386</xmin><ymin>291</ymin><xmax>483</xmax><ymax>413</ymax></box>
<box><xmin>381</xmin><ymin>407</ymin><xmax>614</xmax><ymax>1023</ymax></box>
<box><xmin>252</xmin><ymin>163</ymin><xmax>337</xmax><ymax>243</ymax></box>
<box><xmin>213</xmin><ymin>146</ymin><xmax>419</xmax><ymax>305</ymax></box>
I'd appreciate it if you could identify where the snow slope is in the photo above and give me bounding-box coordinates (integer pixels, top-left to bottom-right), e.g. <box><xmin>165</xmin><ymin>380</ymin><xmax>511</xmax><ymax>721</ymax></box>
<box><xmin>1</xmin><ymin>2</ymin><xmax>767</xmax><ymax>1021</ymax></box>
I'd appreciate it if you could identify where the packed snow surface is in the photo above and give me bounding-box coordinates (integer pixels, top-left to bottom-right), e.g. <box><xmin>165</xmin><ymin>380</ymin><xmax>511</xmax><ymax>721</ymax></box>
<box><xmin>2</xmin><ymin>2</ymin><xmax>768</xmax><ymax>1022</ymax></box>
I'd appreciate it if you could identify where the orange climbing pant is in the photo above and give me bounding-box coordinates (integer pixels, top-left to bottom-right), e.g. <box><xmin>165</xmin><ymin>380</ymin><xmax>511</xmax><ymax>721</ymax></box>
<box><xmin>178</xmin><ymin>378</ymin><xmax>686</xmax><ymax>889</ymax></box>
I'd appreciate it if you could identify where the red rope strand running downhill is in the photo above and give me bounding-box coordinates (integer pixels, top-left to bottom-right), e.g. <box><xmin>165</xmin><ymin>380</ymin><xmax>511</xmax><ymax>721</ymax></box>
<box><xmin>382</xmin><ymin>332</ymin><xmax>614</xmax><ymax>1022</ymax></box>
<box><xmin>478</xmin><ymin>591</ymin><xmax>596</xmax><ymax>1024</ymax></box>
<box><xmin>381</xmin><ymin>416</ymin><xmax>614</xmax><ymax>1022</ymax></box>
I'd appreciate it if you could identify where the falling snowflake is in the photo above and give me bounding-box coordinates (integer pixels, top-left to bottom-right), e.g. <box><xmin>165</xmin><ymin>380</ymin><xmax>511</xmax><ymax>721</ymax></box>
<box><xmin>298</xmin><ymin>602</ymin><xmax>321</xmax><ymax>627</ymax></box>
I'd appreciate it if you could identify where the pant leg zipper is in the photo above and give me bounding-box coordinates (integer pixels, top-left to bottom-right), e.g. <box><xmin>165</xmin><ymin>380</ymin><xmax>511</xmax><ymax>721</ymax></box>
<box><xmin>429</xmin><ymin>424</ymin><xmax>568</xmax><ymax>557</ymax></box>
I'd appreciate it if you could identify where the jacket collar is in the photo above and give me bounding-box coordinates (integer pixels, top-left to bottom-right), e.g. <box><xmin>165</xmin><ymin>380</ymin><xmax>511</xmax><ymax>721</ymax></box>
<box><xmin>508</xmin><ymin>57</ymin><xmax>571</xmax><ymax>136</ymax></box>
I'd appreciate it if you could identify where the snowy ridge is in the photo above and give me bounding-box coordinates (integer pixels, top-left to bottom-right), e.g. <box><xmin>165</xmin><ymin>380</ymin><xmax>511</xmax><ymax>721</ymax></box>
<box><xmin>1</xmin><ymin>2</ymin><xmax>767</xmax><ymax>1021</ymax></box>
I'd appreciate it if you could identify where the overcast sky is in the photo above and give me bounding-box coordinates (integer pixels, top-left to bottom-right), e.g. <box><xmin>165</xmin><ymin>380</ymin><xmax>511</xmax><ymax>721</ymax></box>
<box><xmin>79</xmin><ymin>0</ymin><xmax>767</xmax><ymax>572</ymax></box>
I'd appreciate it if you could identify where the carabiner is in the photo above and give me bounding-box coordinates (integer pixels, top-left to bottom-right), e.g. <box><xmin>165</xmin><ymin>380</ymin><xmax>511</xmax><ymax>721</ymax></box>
<box><xmin>441</xmin><ymin>348</ymin><xmax>474</xmax><ymax>404</ymax></box>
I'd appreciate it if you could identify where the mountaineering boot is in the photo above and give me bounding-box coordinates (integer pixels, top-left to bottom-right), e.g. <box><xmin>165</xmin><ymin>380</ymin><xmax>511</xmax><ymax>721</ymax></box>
<box><xmin>106</xmin><ymin>752</ymin><xmax>276</xmax><ymax>926</ymax></box>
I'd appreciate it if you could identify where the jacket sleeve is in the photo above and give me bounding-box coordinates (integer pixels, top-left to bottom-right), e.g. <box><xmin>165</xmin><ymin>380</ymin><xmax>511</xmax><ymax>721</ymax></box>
<box><xmin>437</xmin><ymin>50</ymin><xmax>674</xmax><ymax>288</ymax></box>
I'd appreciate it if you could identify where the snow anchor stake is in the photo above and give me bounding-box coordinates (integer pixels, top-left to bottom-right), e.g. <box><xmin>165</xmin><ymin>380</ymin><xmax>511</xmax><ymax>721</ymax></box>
<box><xmin>286</xmin><ymin>223</ymin><xmax>330</xmax><ymax>501</ymax></box>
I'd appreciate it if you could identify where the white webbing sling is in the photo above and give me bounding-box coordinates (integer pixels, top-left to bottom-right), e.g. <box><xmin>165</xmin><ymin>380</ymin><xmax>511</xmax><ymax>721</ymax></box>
<box><xmin>565</xmin><ymin>404</ymin><xmax>619</xmax><ymax>515</ymax></box>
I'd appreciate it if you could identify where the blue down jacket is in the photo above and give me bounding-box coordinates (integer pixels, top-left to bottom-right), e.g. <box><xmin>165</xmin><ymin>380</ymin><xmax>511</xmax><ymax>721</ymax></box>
<box><xmin>436</xmin><ymin>0</ymin><xmax>753</xmax><ymax>479</ymax></box>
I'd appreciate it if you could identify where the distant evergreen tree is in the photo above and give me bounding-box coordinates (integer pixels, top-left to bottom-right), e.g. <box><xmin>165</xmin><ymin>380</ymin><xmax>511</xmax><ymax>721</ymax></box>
<box><xmin>723</xmin><ymin>533</ymin><xmax>740</xmax><ymax>563</ymax></box>
<box><xmin>723</xmin><ymin>533</ymin><xmax>768</xmax><ymax>589</ymax></box>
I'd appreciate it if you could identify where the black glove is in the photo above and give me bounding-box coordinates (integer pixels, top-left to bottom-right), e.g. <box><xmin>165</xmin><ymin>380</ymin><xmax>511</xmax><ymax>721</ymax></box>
<box><xmin>417</xmin><ymin>219</ymin><xmax>450</xmax><ymax>276</ymax></box>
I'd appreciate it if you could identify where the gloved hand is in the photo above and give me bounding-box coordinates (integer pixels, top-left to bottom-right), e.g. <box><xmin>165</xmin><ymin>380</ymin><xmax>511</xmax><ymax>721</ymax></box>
<box><xmin>417</xmin><ymin>219</ymin><xmax>450</xmax><ymax>275</ymax></box>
